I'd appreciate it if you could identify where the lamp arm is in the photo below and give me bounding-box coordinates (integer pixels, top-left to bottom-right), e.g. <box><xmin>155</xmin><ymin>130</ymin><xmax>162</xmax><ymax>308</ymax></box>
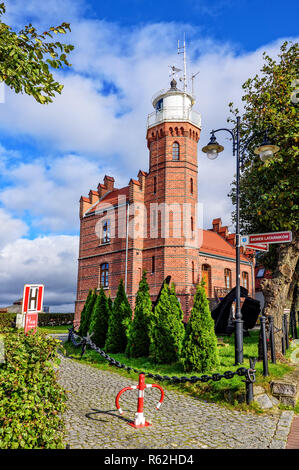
<box><xmin>211</xmin><ymin>128</ymin><xmax>236</xmax><ymax>154</ymax></box>
<box><xmin>240</xmin><ymin>129</ymin><xmax>267</xmax><ymax>166</ymax></box>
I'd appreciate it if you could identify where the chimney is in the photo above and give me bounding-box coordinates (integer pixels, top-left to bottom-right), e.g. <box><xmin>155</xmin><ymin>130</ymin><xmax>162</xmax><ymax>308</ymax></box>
<box><xmin>97</xmin><ymin>183</ymin><xmax>108</xmax><ymax>199</ymax></box>
<box><xmin>89</xmin><ymin>190</ymin><xmax>99</xmax><ymax>204</ymax></box>
<box><xmin>104</xmin><ymin>175</ymin><xmax>115</xmax><ymax>191</ymax></box>
<box><xmin>138</xmin><ymin>170</ymin><xmax>147</xmax><ymax>190</ymax></box>
<box><xmin>212</xmin><ymin>218</ymin><xmax>222</xmax><ymax>233</ymax></box>
<box><xmin>219</xmin><ymin>225</ymin><xmax>228</xmax><ymax>239</ymax></box>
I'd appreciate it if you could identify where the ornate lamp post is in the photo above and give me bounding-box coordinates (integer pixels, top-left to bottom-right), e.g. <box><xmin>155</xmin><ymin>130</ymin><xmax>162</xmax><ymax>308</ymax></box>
<box><xmin>202</xmin><ymin>116</ymin><xmax>279</xmax><ymax>364</ymax></box>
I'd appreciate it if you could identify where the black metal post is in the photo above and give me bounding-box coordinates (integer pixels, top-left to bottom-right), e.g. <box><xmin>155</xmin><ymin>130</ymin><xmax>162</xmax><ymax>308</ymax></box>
<box><xmin>245</xmin><ymin>357</ymin><xmax>257</xmax><ymax>405</ymax></box>
<box><xmin>290</xmin><ymin>310</ymin><xmax>296</xmax><ymax>339</ymax></box>
<box><xmin>282</xmin><ymin>316</ymin><xmax>286</xmax><ymax>355</ymax></box>
<box><xmin>260</xmin><ymin>315</ymin><xmax>269</xmax><ymax>376</ymax></box>
<box><xmin>268</xmin><ymin>315</ymin><xmax>276</xmax><ymax>363</ymax></box>
<box><xmin>234</xmin><ymin>116</ymin><xmax>244</xmax><ymax>365</ymax></box>
<box><xmin>284</xmin><ymin>313</ymin><xmax>289</xmax><ymax>349</ymax></box>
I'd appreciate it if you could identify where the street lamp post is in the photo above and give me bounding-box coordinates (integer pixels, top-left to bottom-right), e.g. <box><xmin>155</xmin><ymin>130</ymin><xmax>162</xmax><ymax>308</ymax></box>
<box><xmin>202</xmin><ymin>116</ymin><xmax>279</xmax><ymax>365</ymax></box>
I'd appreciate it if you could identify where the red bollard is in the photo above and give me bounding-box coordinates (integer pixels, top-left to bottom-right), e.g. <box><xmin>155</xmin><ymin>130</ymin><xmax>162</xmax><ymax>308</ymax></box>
<box><xmin>115</xmin><ymin>373</ymin><xmax>164</xmax><ymax>428</ymax></box>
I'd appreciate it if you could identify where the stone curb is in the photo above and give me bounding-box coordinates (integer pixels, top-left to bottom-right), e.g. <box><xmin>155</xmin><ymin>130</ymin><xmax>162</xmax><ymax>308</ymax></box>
<box><xmin>269</xmin><ymin>411</ymin><xmax>294</xmax><ymax>449</ymax></box>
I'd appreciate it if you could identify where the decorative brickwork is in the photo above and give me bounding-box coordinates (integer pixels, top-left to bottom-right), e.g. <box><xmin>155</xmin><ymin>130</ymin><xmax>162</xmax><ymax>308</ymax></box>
<box><xmin>74</xmin><ymin>84</ymin><xmax>254</xmax><ymax>328</ymax></box>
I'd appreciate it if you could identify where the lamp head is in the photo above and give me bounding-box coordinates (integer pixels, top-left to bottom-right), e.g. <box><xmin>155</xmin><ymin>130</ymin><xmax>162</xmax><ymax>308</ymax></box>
<box><xmin>254</xmin><ymin>133</ymin><xmax>279</xmax><ymax>162</ymax></box>
<box><xmin>202</xmin><ymin>132</ymin><xmax>224</xmax><ymax>160</ymax></box>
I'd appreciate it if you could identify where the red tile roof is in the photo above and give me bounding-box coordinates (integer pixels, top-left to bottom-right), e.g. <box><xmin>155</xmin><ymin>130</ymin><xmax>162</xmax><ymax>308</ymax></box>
<box><xmin>201</xmin><ymin>229</ymin><xmax>249</xmax><ymax>262</ymax></box>
<box><xmin>85</xmin><ymin>186</ymin><xmax>129</xmax><ymax>215</ymax></box>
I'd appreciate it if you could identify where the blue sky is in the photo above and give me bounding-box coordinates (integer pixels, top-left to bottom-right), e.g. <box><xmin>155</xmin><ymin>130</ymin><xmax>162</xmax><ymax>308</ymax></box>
<box><xmin>0</xmin><ymin>0</ymin><xmax>298</xmax><ymax>311</ymax></box>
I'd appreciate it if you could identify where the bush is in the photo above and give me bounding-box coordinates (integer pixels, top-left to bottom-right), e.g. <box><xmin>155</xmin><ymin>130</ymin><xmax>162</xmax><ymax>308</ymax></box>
<box><xmin>0</xmin><ymin>329</ymin><xmax>67</xmax><ymax>449</ymax></box>
<box><xmin>180</xmin><ymin>281</ymin><xmax>219</xmax><ymax>373</ymax></box>
<box><xmin>125</xmin><ymin>271</ymin><xmax>153</xmax><ymax>358</ymax></box>
<box><xmin>37</xmin><ymin>313</ymin><xmax>74</xmax><ymax>327</ymax></box>
<box><xmin>89</xmin><ymin>288</ymin><xmax>111</xmax><ymax>348</ymax></box>
<box><xmin>0</xmin><ymin>313</ymin><xmax>16</xmax><ymax>329</ymax></box>
<box><xmin>105</xmin><ymin>279</ymin><xmax>132</xmax><ymax>353</ymax></box>
<box><xmin>78</xmin><ymin>289</ymin><xmax>97</xmax><ymax>337</ymax></box>
<box><xmin>149</xmin><ymin>282</ymin><xmax>185</xmax><ymax>364</ymax></box>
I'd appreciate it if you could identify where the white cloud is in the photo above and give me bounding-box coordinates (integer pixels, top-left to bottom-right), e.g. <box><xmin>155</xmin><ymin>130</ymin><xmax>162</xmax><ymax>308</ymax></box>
<box><xmin>0</xmin><ymin>235</ymin><xmax>79</xmax><ymax>310</ymax></box>
<box><xmin>0</xmin><ymin>208</ymin><xmax>28</xmax><ymax>249</ymax></box>
<box><xmin>0</xmin><ymin>0</ymin><xmax>298</xmax><ymax>310</ymax></box>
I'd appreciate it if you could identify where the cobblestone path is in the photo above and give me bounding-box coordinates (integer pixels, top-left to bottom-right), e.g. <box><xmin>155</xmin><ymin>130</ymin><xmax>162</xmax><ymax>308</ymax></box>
<box><xmin>56</xmin><ymin>354</ymin><xmax>294</xmax><ymax>450</ymax></box>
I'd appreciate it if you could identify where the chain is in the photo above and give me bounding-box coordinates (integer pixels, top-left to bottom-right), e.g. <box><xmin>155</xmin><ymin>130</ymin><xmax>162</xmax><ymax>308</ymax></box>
<box><xmin>67</xmin><ymin>327</ymin><xmax>256</xmax><ymax>385</ymax></box>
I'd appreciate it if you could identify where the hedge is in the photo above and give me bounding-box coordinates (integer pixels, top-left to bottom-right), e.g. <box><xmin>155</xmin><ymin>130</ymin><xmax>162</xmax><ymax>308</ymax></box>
<box><xmin>0</xmin><ymin>328</ymin><xmax>67</xmax><ymax>448</ymax></box>
<box><xmin>0</xmin><ymin>313</ymin><xmax>74</xmax><ymax>330</ymax></box>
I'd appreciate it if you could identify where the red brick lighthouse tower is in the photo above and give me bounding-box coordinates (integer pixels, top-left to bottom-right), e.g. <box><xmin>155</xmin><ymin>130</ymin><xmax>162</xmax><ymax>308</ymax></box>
<box><xmin>144</xmin><ymin>69</ymin><xmax>201</xmax><ymax>317</ymax></box>
<box><xmin>74</xmin><ymin>51</ymin><xmax>202</xmax><ymax>326</ymax></box>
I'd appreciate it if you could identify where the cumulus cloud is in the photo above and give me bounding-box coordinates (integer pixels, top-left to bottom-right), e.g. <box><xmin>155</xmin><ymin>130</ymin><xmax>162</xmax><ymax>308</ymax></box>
<box><xmin>0</xmin><ymin>235</ymin><xmax>79</xmax><ymax>311</ymax></box>
<box><xmin>0</xmin><ymin>208</ymin><xmax>28</xmax><ymax>249</ymax></box>
<box><xmin>0</xmin><ymin>0</ymin><xmax>298</xmax><ymax>310</ymax></box>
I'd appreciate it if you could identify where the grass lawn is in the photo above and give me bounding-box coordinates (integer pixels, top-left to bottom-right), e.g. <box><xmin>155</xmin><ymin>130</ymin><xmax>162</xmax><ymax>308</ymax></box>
<box><xmin>62</xmin><ymin>327</ymin><xmax>298</xmax><ymax>413</ymax></box>
<box><xmin>38</xmin><ymin>325</ymin><xmax>70</xmax><ymax>335</ymax></box>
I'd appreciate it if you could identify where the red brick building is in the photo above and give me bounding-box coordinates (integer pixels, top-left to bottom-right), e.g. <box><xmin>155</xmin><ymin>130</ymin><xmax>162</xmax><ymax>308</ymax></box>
<box><xmin>74</xmin><ymin>79</ymin><xmax>254</xmax><ymax>327</ymax></box>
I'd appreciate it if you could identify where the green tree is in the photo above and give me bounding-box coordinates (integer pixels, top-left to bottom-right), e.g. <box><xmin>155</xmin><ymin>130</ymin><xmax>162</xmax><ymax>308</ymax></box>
<box><xmin>88</xmin><ymin>287</ymin><xmax>110</xmax><ymax>348</ymax></box>
<box><xmin>180</xmin><ymin>281</ymin><xmax>219</xmax><ymax>373</ymax></box>
<box><xmin>228</xmin><ymin>41</ymin><xmax>299</xmax><ymax>354</ymax></box>
<box><xmin>105</xmin><ymin>279</ymin><xmax>132</xmax><ymax>353</ymax></box>
<box><xmin>149</xmin><ymin>281</ymin><xmax>185</xmax><ymax>364</ymax></box>
<box><xmin>125</xmin><ymin>271</ymin><xmax>153</xmax><ymax>358</ymax></box>
<box><xmin>78</xmin><ymin>289</ymin><xmax>97</xmax><ymax>337</ymax></box>
<box><xmin>0</xmin><ymin>2</ymin><xmax>74</xmax><ymax>104</ymax></box>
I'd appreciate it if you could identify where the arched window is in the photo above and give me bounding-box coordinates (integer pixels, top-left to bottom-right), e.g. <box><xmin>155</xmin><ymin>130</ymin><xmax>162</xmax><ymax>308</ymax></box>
<box><xmin>152</xmin><ymin>255</ymin><xmax>155</xmax><ymax>274</ymax></box>
<box><xmin>242</xmin><ymin>271</ymin><xmax>249</xmax><ymax>289</ymax></box>
<box><xmin>190</xmin><ymin>177</ymin><xmax>193</xmax><ymax>194</ymax></box>
<box><xmin>102</xmin><ymin>219</ymin><xmax>110</xmax><ymax>243</ymax></box>
<box><xmin>153</xmin><ymin>176</ymin><xmax>157</xmax><ymax>194</ymax></box>
<box><xmin>224</xmin><ymin>268</ymin><xmax>232</xmax><ymax>290</ymax></box>
<box><xmin>202</xmin><ymin>264</ymin><xmax>211</xmax><ymax>297</ymax></box>
<box><xmin>172</xmin><ymin>142</ymin><xmax>180</xmax><ymax>160</ymax></box>
<box><xmin>100</xmin><ymin>263</ymin><xmax>109</xmax><ymax>288</ymax></box>
<box><xmin>191</xmin><ymin>216</ymin><xmax>194</xmax><ymax>232</ymax></box>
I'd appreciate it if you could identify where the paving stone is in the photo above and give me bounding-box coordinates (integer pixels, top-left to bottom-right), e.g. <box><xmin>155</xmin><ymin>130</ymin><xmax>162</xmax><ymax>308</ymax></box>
<box><xmin>55</xmin><ymin>355</ymin><xmax>294</xmax><ymax>449</ymax></box>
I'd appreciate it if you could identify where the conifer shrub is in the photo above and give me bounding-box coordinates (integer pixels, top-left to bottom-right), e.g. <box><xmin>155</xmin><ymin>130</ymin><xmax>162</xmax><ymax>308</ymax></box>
<box><xmin>88</xmin><ymin>287</ymin><xmax>111</xmax><ymax>348</ymax></box>
<box><xmin>149</xmin><ymin>282</ymin><xmax>185</xmax><ymax>364</ymax></box>
<box><xmin>78</xmin><ymin>289</ymin><xmax>97</xmax><ymax>337</ymax></box>
<box><xmin>105</xmin><ymin>279</ymin><xmax>132</xmax><ymax>353</ymax></box>
<box><xmin>125</xmin><ymin>271</ymin><xmax>153</xmax><ymax>358</ymax></box>
<box><xmin>180</xmin><ymin>280</ymin><xmax>219</xmax><ymax>373</ymax></box>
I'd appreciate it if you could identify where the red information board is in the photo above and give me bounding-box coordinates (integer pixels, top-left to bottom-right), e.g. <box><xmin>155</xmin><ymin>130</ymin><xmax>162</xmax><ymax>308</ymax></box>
<box><xmin>248</xmin><ymin>231</ymin><xmax>292</xmax><ymax>244</ymax></box>
<box><xmin>22</xmin><ymin>284</ymin><xmax>44</xmax><ymax>334</ymax></box>
<box><xmin>24</xmin><ymin>313</ymin><xmax>38</xmax><ymax>334</ymax></box>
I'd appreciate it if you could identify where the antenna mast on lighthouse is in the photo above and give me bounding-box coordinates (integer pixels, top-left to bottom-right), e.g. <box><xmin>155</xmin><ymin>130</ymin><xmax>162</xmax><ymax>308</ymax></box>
<box><xmin>178</xmin><ymin>35</ymin><xmax>187</xmax><ymax>93</ymax></box>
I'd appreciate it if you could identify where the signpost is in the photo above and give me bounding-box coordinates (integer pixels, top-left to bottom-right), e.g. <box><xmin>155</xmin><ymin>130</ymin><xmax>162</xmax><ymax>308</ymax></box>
<box><xmin>244</xmin><ymin>243</ymin><xmax>269</xmax><ymax>252</ymax></box>
<box><xmin>241</xmin><ymin>231</ymin><xmax>292</xmax><ymax>246</ymax></box>
<box><xmin>16</xmin><ymin>284</ymin><xmax>44</xmax><ymax>333</ymax></box>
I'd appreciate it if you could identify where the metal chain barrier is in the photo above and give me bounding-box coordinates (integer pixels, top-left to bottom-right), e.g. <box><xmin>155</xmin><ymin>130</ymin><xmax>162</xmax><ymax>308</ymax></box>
<box><xmin>67</xmin><ymin>327</ymin><xmax>256</xmax><ymax>404</ymax></box>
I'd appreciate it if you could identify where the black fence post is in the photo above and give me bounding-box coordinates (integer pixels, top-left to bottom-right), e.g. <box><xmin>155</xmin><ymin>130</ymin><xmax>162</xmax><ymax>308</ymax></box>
<box><xmin>293</xmin><ymin>310</ymin><xmax>299</xmax><ymax>339</ymax></box>
<box><xmin>260</xmin><ymin>315</ymin><xmax>269</xmax><ymax>377</ymax></box>
<box><xmin>268</xmin><ymin>315</ymin><xmax>276</xmax><ymax>364</ymax></box>
<box><xmin>283</xmin><ymin>313</ymin><xmax>289</xmax><ymax>350</ymax></box>
<box><xmin>245</xmin><ymin>357</ymin><xmax>257</xmax><ymax>405</ymax></box>
<box><xmin>282</xmin><ymin>315</ymin><xmax>286</xmax><ymax>355</ymax></box>
<box><xmin>290</xmin><ymin>310</ymin><xmax>296</xmax><ymax>340</ymax></box>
